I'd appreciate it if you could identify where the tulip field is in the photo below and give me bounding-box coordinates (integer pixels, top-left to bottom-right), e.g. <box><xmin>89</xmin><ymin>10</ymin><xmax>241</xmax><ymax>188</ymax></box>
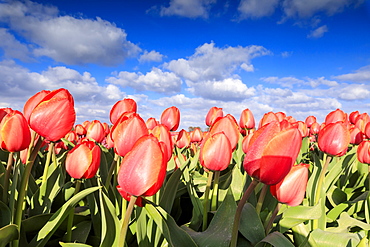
<box><xmin>2</xmin><ymin>88</ymin><xmax>370</xmax><ymax>247</ymax></box>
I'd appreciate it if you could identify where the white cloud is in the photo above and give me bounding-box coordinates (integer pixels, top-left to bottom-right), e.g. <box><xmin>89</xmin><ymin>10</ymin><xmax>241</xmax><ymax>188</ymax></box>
<box><xmin>159</xmin><ymin>0</ymin><xmax>216</xmax><ymax>18</ymax></box>
<box><xmin>106</xmin><ymin>68</ymin><xmax>182</xmax><ymax>94</ymax></box>
<box><xmin>307</xmin><ymin>25</ymin><xmax>328</xmax><ymax>38</ymax></box>
<box><xmin>338</xmin><ymin>84</ymin><xmax>370</xmax><ymax>100</ymax></box>
<box><xmin>0</xmin><ymin>1</ymin><xmax>141</xmax><ymax>65</ymax></box>
<box><xmin>262</xmin><ymin>76</ymin><xmax>338</xmax><ymax>88</ymax></box>
<box><xmin>186</xmin><ymin>78</ymin><xmax>256</xmax><ymax>100</ymax></box>
<box><xmin>165</xmin><ymin>42</ymin><xmax>271</xmax><ymax>81</ymax></box>
<box><xmin>139</xmin><ymin>50</ymin><xmax>164</xmax><ymax>63</ymax></box>
<box><xmin>0</xmin><ymin>28</ymin><xmax>32</xmax><ymax>61</ymax></box>
<box><xmin>238</xmin><ymin>0</ymin><xmax>280</xmax><ymax>19</ymax></box>
<box><xmin>334</xmin><ymin>65</ymin><xmax>370</xmax><ymax>82</ymax></box>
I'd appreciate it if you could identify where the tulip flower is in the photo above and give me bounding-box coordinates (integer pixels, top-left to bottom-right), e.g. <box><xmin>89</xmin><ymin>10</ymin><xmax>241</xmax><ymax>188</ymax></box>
<box><xmin>243</xmin><ymin>121</ymin><xmax>302</xmax><ymax>185</ymax></box>
<box><xmin>65</xmin><ymin>140</ymin><xmax>101</xmax><ymax>179</ymax></box>
<box><xmin>324</xmin><ymin>108</ymin><xmax>347</xmax><ymax>125</ymax></box>
<box><xmin>317</xmin><ymin>122</ymin><xmax>350</xmax><ymax>157</ymax></box>
<box><xmin>146</xmin><ymin>117</ymin><xmax>159</xmax><ymax>130</ymax></box>
<box><xmin>0</xmin><ymin>109</ymin><xmax>31</xmax><ymax>152</ymax></box>
<box><xmin>349</xmin><ymin>111</ymin><xmax>360</xmax><ymax>124</ymax></box>
<box><xmin>111</xmin><ymin>113</ymin><xmax>148</xmax><ymax>157</ymax></box>
<box><xmin>355</xmin><ymin>113</ymin><xmax>370</xmax><ymax>133</ymax></box>
<box><xmin>117</xmin><ymin>134</ymin><xmax>166</xmax><ymax>197</ymax></box>
<box><xmin>176</xmin><ymin>129</ymin><xmax>191</xmax><ymax>149</ymax></box>
<box><xmin>75</xmin><ymin>124</ymin><xmax>87</xmax><ymax>136</ymax></box>
<box><xmin>209</xmin><ymin>114</ymin><xmax>240</xmax><ymax>151</ymax></box>
<box><xmin>27</xmin><ymin>88</ymin><xmax>76</xmax><ymax>142</ymax></box>
<box><xmin>258</xmin><ymin>112</ymin><xmax>279</xmax><ymax>128</ymax></box>
<box><xmin>270</xmin><ymin>163</ymin><xmax>310</xmax><ymax>206</ymax></box>
<box><xmin>110</xmin><ymin>98</ymin><xmax>137</xmax><ymax>125</ymax></box>
<box><xmin>151</xmin><ymin>124</ymin><xmax>173</xmax><ymax>162</ymax></box>
<box><xmin>349</xmin><ymin>126</ymin><xmax>363</xmax><ymax>145</ymax></box>
<box><xmin>305</xmin><ymin>116</ymin><xmax>317</xmax><ymax>128</ymax></box>
<box><xmin>23</xmin><ymin>90</ymin><xmax>51</xmax><ymax>121</ymax></box>
<box><xmin>200</xmin><ymin>131</ymin><xmax>232</xmax><ymax>171</ymax></box>
<box><xmin>190</xmin><ymin>128</ymin><xmax>203</xmax><ymax>143</ymax></box>
<box><xmin>160</xmin><ymin>106</ymin><xmax>180</xmax><ymax>131</ymax></box>
<box><xmin>205</xmin><ymin>107</ymin><xmax>223</xmax><ymax>126</ymax></box>
<box><xmin>309</xmin><ymin>122</ymin><xmax>321</xmax><ymax>135</ymax></box>
<box><xmin>239</xmin><ymin>108</ymin><xmax>255</xmax><ymax>130</ymax></box>
<box><xmin>86</xmin><ymin>120</ymin><xmax>106</xmax><ymax>143</ymax></box>
<box><xmin>357</xmin><ymin>141</ymin><xmax>370</xmax><ymax>164</ymax></box>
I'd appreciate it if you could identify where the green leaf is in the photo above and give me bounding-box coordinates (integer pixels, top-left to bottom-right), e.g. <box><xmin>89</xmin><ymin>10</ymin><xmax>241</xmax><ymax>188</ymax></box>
<box><xmin>255</xmin><ymin>232</ymin><xmax>294</xmax><ymax>247</ymax></box>
<box><xmin>99</xmin><ymin>190</ymin><xmax>120</xmax><ymax>247</ymax></box>
<box><xmin>0</xmin><ymin>224</ymin><xmax>19</xmax><ymax>247</ymax></box>
<box><xmin>64</xmin><ymin>220</ymin><xmax>91</xmax><ymax>244</ymax></box>
<box><xmin>327</xmin><ymin>212</ymin><xmax>370</xmax><ymax>233</ymax></box>
<box><xmin>159</xmin><ymin>167</ymin><xmax>183</xmax><ymax>213</ymax></box>
<box><xmin>59</xmin><ymin>242</ymin><xmax>92</xmax><ymax>247</ymax></box>
<box><xmin>309</xmin><ymin>228</ymin><xmax>363</xmax><ymax>247</ymax></box>
<box><xmin>239</xmin><ymin>203</ymin><xmax>265</xmax><ymax>245</ymax></box>
<box><xmin>279</xmin><ymin>203</ymin><xmax>322</xmax><ymax>232</ymax></box>
<box><xmin>183</xmin><ymin>189</ymin><xmax>237</xmax><ymax>247</ymax></box>
<box><xmin>145</xmin><ymin>203</ymin><xmax>197</xmax><ymax>247</ymax></box>
<box><xmin>0</xmin><ymin>201</ymin><xmax>11</xmax><ymax>228</ymax></box>
<box><xmin>29</xmin><ymin>186</ymin><xmax>100</xmax><ymax>247</ymax></box>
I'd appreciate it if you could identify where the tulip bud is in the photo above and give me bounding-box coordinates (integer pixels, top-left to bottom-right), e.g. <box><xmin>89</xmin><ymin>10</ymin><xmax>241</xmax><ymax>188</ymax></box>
<box><xmin>209</xmin><ymin>114</ymin><xmax>240</xmax><ymax>151</ymax></box>
<box><xmin>258</xmin><ymin>112</ymin><xmax>279</xmax><ymax>128</ymax></box>
<box><xmin>27</xmin><ymin>88</ymin><xmax>76</xmax><ymax>142</ymax></box>
<box><xmin>160</xmin><ymin>106</ymin><xmax>180</xmax><ymax>131</ymax></box>
<box><xmin>65</xmin><ymin>140</ymin><xmax>101</xmax><ymax>179</ymax></box>
<box><xmin>243</xmin><ymin>121</ymin><xmax>302</xmax><ymax>185</ymax></box>
<box><xmin>110</xmin><ymin>98</ymin><xmax>137</xmax><ymax>125</ymax></box>
<box><xmin>318</xmin><ymin>122</ymin><xmax>350</xmax><ymax>157</ymax></box>
<box><xmin>190</xmin><ymin>128</ymin><xmax>203</xmax><ymax>143</ymax></box>
<box><xmin>86</xmin><ymin>120</ymin><xmax>106</xmax><ymax>143</ymax></box>
<box><xmin>205</xmin><ymin>107</ymin><xmax>223</xmax><ymax>126</ymax></box>
<box><xmin>200</xmin><ymin>132</ymin><xmax>232</xmax><ymax>171</ymax></box>
<box><xmin>0</xmin><ymin>109</ymin><xmax>31</xmax><ymax>152</ymax></box>
<box><xmin>176</xmin><ymin>129</ymin><xmax>190</xmax><ymax>149</ymax></box>
<box><xmin>117</xmin><ymin>135</ymin><xmax>166</xmax><ymax>197</ymax></box>
<box><xmin>357</xmin><ymin>141</ymin><xmax>370</xmax><ymax>164</ymax></box>
<box><xmin>239</xmin><ymin>108</ymin><xmax>255</xmax><ymax>130</ymax></box>
<box><xmin>270</xmin><ymin>163</ymin><xmax>309</xmax><ymax>206</ymax></box>
<box><xmin>324</xmin><ymin>109</ymin><xmax>347</xmax><ymax>125</ymax></box>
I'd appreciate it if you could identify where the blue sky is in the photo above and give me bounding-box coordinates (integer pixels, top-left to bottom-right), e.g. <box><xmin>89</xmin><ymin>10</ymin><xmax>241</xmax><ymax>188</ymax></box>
<box><xmin>1</xmin><ymin>0</ymin><xmax>370</xmax><ymax>130</ymax></box>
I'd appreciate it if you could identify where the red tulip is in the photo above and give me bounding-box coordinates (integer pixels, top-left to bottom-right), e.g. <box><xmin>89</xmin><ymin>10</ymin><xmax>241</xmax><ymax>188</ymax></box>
<box><xmin>275</xmin><ymin>112</ymin><xmax>287</xmax><ymax>122</ymax></box>
<box><xmin>324</xmin><ymin>109</ymin><xmax>347</xmax><ymax>125</ymax></box>
<box><xmin>176</xmin><ymin>129</ymin><xmax>190</xmax><ymax>149</ymax></box>
<box><xmin>270</xmin><ymin>163</ymin><xmax>310</xmax><ymax>206</ymax></box>
<box><xmin>110</xmin><ymin>98</ymin><xmax>137</xmax><ymax>125</ymax></box>
<box><xmin>349</xmin><ymin>111</ymin><xmax>360</xmax><ymax>124</ymax></box>
<box><xmin>0</xmin><ymin>109</ymin><xmax>31</xmax><ymax>152</ymax></box>
<box><xmin>310</xmin><ymin>122</ymin><xmax>321</xmax><ymax>135</ymax></box>
<box><xmin>355</xmin><ymin>113</ymin><xmax>370</xmax><ymax>133</ymax></box>
<box><xmin>111</xmin><ymin>113</ymin><xmax>148</xmax><ymax>157</ymax></box>
<box><xmin>23</xmin><ymin>90</ymin><xmax>51</xmax><ymax>121</ymax></box>
<box><xmin>243</xmin><ymin>121</ymin><xmax>302</xmax><ymax>185</ymax></box>
<box><xmin>357</xmin><ymin>141</ymin><xmax>370</xmax><ymax>164</ymax></box>
<box><xmin>305</xmin><ymin>116</ymin><xmax>317</xmax><ymax>128</ymax></box>
<box><xmin>117</xmin><ymin>134</ymin><xmax>166</xmax><ymax>197</ymax></box>
<box><xmin>146</xmin><ymin>117</ymin><xmax>159</xmax><ymax>130</ymax></box>
<box><xmin>318</xmin><ymin>122</ymin><xmax>350</xmax><ymax>157</ymax></box>
<box><xmin>75</xmin><ymin>124</ymin><xmax>87</xmax><ymax>136</ymax></box>
<box><xmin>209</xmin><ymin>114</ymin><xmax>240</xmax><ymax>150</ymax></box>
<box><xmin>239</xmin><ymin>108</ymin><xmax>255</xmax><ymax>130</ymax></box>
<box><xmin>86</xmin><ymin>120</ymin><xmax>106</xmax><ymax>143</ymax></box>
<box><xmin>258</xmin><ymin>112</ymin><xmax>279</xmax><ymax>128</ymax></box>
<box><xmin>200</xmin><ymin>132</ymin><xmax>232</xmax><ymax>171</ymax></box>
<box><xmin>27</xmin><ymin>88</ymin><xmax>76</xmax><ymax>142</ymax></box>
<box><xmin>151</xmin><ymin>124</ymin><xmax>173</xmax><ymax>162</ymax></box>
<box><xmin>190</xmin><ymin>128</ymin><xmax>203</xmax><ymax>143</ymax></box>
<box><xmin>65</xmin><ymin>140</ymin><xmax>101</xmax><ymax>179</ymax></box>
<box><xmin>349</xmin><ymin>126</ymin><xmax>363</xmax><ymax>145</ymax></box>
<box><xmin>205</xmin><ymin>107</ymin><xmax>223</xmax><ymax>126</ymax></box>
<box><xmin>160</xmin><ymin>106</ymin><xmax>180</xmax><ymax>131</ymax></box>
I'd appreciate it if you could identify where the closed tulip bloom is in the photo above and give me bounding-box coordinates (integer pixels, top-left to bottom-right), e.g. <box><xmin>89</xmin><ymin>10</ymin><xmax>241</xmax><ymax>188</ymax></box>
<box><xmin>110</xmin><ymin>98</ymin><xmax>137</xmax><ymax>125</ymax></box>
<box><xmin>75</xmin><ymin>124</ymin><xmax>87</xmax><ymax>136</ymax></box>
<box><xmin>258</xmin><ymin>112</ymin><xmax>279</xmax><ymax>128</ymax></box>
<box><xmin>355</xmin><ymin>113</ymin><xmax>370</xmax><ymax>133</ymax></box>
<box><xmin>117</xmin><ymin>134</ymin><xmax>166</xmax><ymax>197</ymax></box>
<box><xmin>0</xmin><ymin>109</ymin><xmax>31</xmax><ymax>152</ymax></box>
<box><xmin>324</xmin><ymin>109</ymin><xmax>347</xmax><ymax>125</ymax></box>
<box><xmin>65</xmin><ymin>140</ymin><xmax>101</xmax><ymax>179</ymax></box>
<box><xmin>270</xmin><ymin>163</ymin><xmax>310</xmax><ymax>206</ymax></box>
<box><xmin>151</xmin><ymin>124</ymin><xmax>173</xmax><ymax>162</ymax></box>
<box><xmin>205</xmin><ymin>107</ymin><xmax>223</xmax><ymax>126</ymax></box>
<box><xmin>310</xmin><ymin>122</ymin><xmax>321</xmax><ymax>135</ymax></box>
<box><xmin>239</xmin><ymin>108</ymin><xmax>255</xmax><ymax>130</ymax></box>
<box><xmin>200</xmin><ymin>132</ymin><xmax>232</xmax><ymax>171</ymax></box>
<box><xmin>243</xmin><ymin>121</ymin><xmax>302</xmax><ymax>185</ymax></box>
<box><xmin>111</xmin><ymin>113</ymin><xmax>148</xmax><ymax>157</ymax></box>
<box><xmin>146</xmin><ymin>117</ymin><xmax>159</xmax><ymax>130</ymax></box>
<box><xmin>23</xmin><ymin>90</ymin><xmax>51</xmax><ymax>121</ymax></box>
<box><xmin>305</xmin><ymin>116</ymin><xmax>317</xmax><ymax>128</ymax></box>
<box><xmin>28</xmin><ymin>88</ymin><xmax>76</xmax><ymax>142</ymax></box>
<box><xmin>160</xmin><ymin>106</ymin><xmax>180</xmax><ymax>131</ymax></box>
<box><xmin>209</xmin><ymin>114</ymin><xmax>240</xmax><ymax>150</ymax></box>
<box><xmin>349</xmin><ymin>111</ymin><xmax>360</xmax><ymax>124</ymax></box>
<box><xmin>349</xmin><ymin>126</ymin><xmax>363</xmax><ymax>145</ymax></box>
<box><xmin>86</xmin><ymin>120</ymin><xmax>106</xmax><ymax>143</ymax></box>
<box><xmin>318</xmin><ymin>122</ymin><xmax>350</xmax><ymax>157</ymax></box>
<box><xmin>176</xmin><ymin>129</ymin><xmax>190</xmax><ymax>148</ymax></box>
<box><xmin>357</xmin><ymin>141</ymin><xmax>370</xmax><ymax>164</ymax></box>
<box><xmin>190</xmin><ymin>128</ymin><xmax>203</xmax><ymax>143</ymax></box>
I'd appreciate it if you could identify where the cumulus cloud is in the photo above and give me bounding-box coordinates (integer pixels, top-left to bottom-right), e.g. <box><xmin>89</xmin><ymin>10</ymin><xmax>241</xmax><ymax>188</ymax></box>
<box><xmin>186</xmin><ymin>78</ymin><xmax>256</xmax><ymax>100</ymax></box>
<box><xmin>338</xmin><ymin>84</ymin><xmax>370</xmax><ymax>100</ymax></box>
<box><xmin>262</xmin><ymin>76</ymin><xmax>338</xmax><ymax>88</ymax></box>
<box><xmin>139</xmin><ymin>50</ymin><xmax>164</xmax><ymax>63</ymax></box>
<box><xmin>334</xmin><ymin>65</ymin><xmax>370</xmax><ymax>82</ymax></box>
<box><xmin>0</xmin><ymin>0</ymin><xmax>141</xmax><ymax>65</ymax></box>
<box><xmin>307</xmin><ymin>25</ymin><xmax>328</xmax><ymax>38</ymax></box>
<box><xmin>238</xmin><ymin>0</ymin><xmax>280</xmax><ymax>19</ymax></box>
<box><xmin>0</xmin><ymin>28</ymin><xmax>32</xmax><ymax>61</ymax></box>
<box><xmin>106</xmin><ymin>68</ymin><xmax>182</xmax><ymax>94</ymax></box>
<box><xmin>159</xmin><ymin>0</ymin><xmax>216</xmax><ymax>18</ymax></box>
<box><xmin>165</xmin><ymin>42</ymin><xmax>271</xmax><ymax>81</ymax></box>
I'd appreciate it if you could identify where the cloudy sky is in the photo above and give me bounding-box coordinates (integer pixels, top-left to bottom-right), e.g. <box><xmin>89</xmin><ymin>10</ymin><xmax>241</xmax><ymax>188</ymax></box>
<box><xmin>0</xmin><ymin>0</ymin><xmax>369</xmax><ymax>130</ymax></box>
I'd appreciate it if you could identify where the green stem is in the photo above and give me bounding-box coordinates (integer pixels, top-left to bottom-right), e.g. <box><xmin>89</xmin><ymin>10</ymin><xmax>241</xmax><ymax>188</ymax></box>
<box><xmin>230</xmin><ymin>179</ymin><xmax>259</xmax><ymax>247</ymax></box>
<box><xmin>265</xmin><ymin>203</ymin><xmax>281</xmax><ymax>235</ymax></box>
<box><xmin>12</xmin><ymin>137</ymin><xmax>44</xmax><ymax>247</ymax></box>
<box><xmin>2</xmin><ymin>152</ymin><xmax>14</xmax><ymax>204</ymax></box>
<box><xmin>40</xmin><ymin>142</ymin><xmax>55</xmax><ymax>199</ymax></box>
<box><xmin>202</xmin><ymin>170</ymin><xmax>214</xmax><ymax>231</ymax></box>
<box><xmin>105</xmin><ymin>153</ymin><xmax>119</xmax><ymax>189</ymax></box>
<box><xmin>211</xmin><ymin>170</ymin><xmax>220</xmax><ymax>211</ymax></box>
<box><xmin>66</xmin><ymin>179</ymin><xmax>82</xmax><ymax>242</ymax></box>
<box><xmin>256</xmin><ymin>184</ymin><xmax>269</xmax><ymax>215</ymax></box>
<box><xmin>119</xmin><ymin>196</ymin><xmax>137</xmax><ymax>247</ymax></box>
<box><xmin>312</xmin><ymin>153</ymin><xmax>332</xmax><ymax>230</ymax></box>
